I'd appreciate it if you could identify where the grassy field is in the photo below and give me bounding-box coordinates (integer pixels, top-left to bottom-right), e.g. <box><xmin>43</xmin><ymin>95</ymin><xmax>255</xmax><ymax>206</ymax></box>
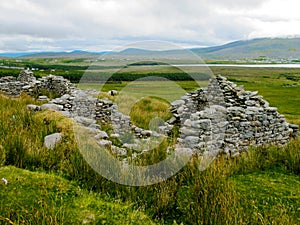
<box><xmin>0</xmin><ymin>64</ymin><xmax>300</xmax><ymax>224</ymax></box>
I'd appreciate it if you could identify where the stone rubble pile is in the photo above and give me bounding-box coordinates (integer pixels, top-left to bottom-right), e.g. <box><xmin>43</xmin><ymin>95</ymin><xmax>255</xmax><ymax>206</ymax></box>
<box><xmin>49</xmin><ymin>89</ymin><xmax>98</xmax><ymax>118</ymax></box>
<box><xmin>36</xmin><ymin>75</ymin><xmax>74</xmax><ymax>96</ymax></box>
<box><xmin>17</xmin><ymin>70</ymin><xmax>36</xmax><ymax>83</ymax></box>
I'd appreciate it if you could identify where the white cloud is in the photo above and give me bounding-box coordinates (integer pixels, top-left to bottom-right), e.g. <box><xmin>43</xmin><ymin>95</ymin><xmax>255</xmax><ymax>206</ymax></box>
<box><xmin>0</xmin><ymin>0</ymin><xmax>299</xmax><ymax>52</ymax></box>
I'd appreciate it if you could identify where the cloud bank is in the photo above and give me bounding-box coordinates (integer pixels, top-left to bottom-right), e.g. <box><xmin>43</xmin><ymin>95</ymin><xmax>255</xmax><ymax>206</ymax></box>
<box><xmin>0</xmin><ymin>0</ymin><xmax>299</xmax><ymax>52</ymax></box>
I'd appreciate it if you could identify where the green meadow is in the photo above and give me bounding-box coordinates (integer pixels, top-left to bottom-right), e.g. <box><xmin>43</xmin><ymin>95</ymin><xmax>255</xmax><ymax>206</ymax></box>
<box><xmin>0</xmin><ymin>64</ymin><xmax>300</xmax><ymax>224</ymax></box>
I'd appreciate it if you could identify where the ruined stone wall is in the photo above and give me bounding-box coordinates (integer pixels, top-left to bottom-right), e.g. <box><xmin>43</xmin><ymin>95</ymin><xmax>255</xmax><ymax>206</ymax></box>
<box><xmin>40</xmin><ymin>74</ymin><xmax>299</xmax><ymax>158</ymax></box>
<box><xmin>1</xmin><ymin>71</ymin><xmax>298</xmax><ymax>158</ymax></box>
<box><xmin>0</xmin><ymin>70</ymin><xmax>73</xmax><ymax>97</ymax></box>
<box><xmin>46</xmin><ymin>90</ymin><xmax>153</xmax><ymax>139</ymax></box>
<box><xmin>169</xmin><ymin>75</ymin><xmax>299</xmax><ymax>157</ymax></box>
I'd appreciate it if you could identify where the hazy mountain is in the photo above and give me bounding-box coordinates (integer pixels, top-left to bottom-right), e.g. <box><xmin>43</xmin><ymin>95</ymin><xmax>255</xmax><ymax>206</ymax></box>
<box><xmin>191</xmin><ymin>38</ymin><xmax>300</xmax><ymax>59</ymax></box>
<box><xmin>119</xmin><ymin>48</ymin><xmax>154</xmax><ymax>54</ymax></box>
<box><xmin>1</xmin><ymin>37</ymin><xmax>300</xmax><ymax>60</ymax></box>
<box><xmin>20</xmin><ymin>50</ymin><xmax>107</xmax><ymax>59</ymax></box>
<box><xmin>114</xmin><ymin>38</ymin><xmax>300</xmax><ymax>61</ymax></box>
<box><xmin>0</xmin><ymin>52</ymin><xmax>36</xmax><ymax>58</ymax></box>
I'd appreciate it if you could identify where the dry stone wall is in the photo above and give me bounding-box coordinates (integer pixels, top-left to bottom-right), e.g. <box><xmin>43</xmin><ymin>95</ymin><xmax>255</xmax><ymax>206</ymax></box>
<box><xmin>1</xmin><ymin>70</ymin><xmax>298</xmax><ymax>159</ymax></box>
<box><xmin>168</xmin><ymin>75</ymin><xmax>299</xmax><ymax>157</ymax></box>
<box><xmin>46</xmin><ymin>89</ymin><xmax>156</xmax><ymax>139</ymax></box>
<box><xmin>39</xmin><ymin>74</ymin><xmax>299</xmax><ymax>158</ymax></box>
<box><xmin>0</xmin><ymin>70</ymin><xmax>74</xmax><ymax>97</ymax></box>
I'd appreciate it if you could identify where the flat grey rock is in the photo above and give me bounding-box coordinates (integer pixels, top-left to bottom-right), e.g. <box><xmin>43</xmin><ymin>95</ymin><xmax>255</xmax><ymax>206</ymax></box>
<box><xmin>97</xmin><ymin>140</ymin><xmax>112</xmax><ymax>148</ymax></box>
<box><xmin>73</xmin><ymin>116</ymin><xmax>96</xmax><ymax>127</ymax></box>
<box><xmin>41</xmin><ymin>104</ymin><xmax>63</xmax><ymax>111</ymax></box>
<box><xmin>38</xmin><ymin>96</ymin><xmax>49</xmax><ymax>101</ymax></box>
<box><xmin>171</xmin><ymin>100</ymin><xmax>185</xmax><ymax>107</ymax></box>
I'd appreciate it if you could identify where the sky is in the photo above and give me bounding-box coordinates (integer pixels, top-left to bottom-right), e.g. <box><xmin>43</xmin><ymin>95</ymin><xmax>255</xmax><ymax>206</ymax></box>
<box><xmin>0</xmin><ymin>0</ymin><xmax>300</xmax><ymax>52</ymax></box>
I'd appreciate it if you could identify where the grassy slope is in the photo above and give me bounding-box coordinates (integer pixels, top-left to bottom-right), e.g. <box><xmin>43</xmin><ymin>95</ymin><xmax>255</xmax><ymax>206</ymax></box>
<box><xmin>0</xmin><ymin>166</ymin><xmax>155</xmax><ymax>225</ymax></box>
<box><xmin>0</xmin><ymin>95</ymin><xmax>157</xmax><ymax>224</ymax></box>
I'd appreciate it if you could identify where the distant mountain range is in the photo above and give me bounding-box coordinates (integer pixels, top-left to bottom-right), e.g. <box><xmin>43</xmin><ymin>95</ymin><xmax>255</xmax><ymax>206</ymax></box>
<box><xmin>1</xmin><ymin>37</ymin><xmax>300</xmax><ymax>60</ymax></box>
<box><xmin>0</xmin><ymin>50</ymin><xmax>108</xmax><ymax>58</ymax></box>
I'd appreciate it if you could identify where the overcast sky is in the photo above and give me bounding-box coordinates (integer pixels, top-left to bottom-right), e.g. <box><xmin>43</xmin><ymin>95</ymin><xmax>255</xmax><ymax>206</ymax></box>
<box><xmin>0</xmin><ymin>0</ymin><xmax>300</xmax><ymax>52</ymax></box>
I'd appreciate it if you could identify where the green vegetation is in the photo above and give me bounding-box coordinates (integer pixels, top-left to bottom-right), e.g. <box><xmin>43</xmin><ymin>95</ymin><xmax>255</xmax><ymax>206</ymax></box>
<box><xmin>0</xmin><ymin>62</ymin><xmax>300</xmax><ymax>224</ymax></box>
<box><xmin>233</xmin><ymin>170</ymin><xmax>300</xmax><ymax>224</ymax></box>
<box><xmin>0</xmin><ymin>91</ymin><xmax>299</xmax><ymax>224</ymax></box>
<box><xmin>78</xmin><ymin>80</ymin><xmax>202</xmax><ymax>94</ymax></box>
<box><xmin>129</xmin><ymin>97</ymin><xmax>173</xmax><ymax>129</ymax></box>
<box><xmin>0</xmin><ymin>68</ymin><xmax>21</xmax><ymax>78</ymax></box>
<box><xmin>110</xmin><ymin>65</ymin><xmax>210</xmax><ymax>82</ymax></box>
<box><xmin>0</xmin><ymin>166</ymin><xmax>155</xmax><ymax>225</ymax></box>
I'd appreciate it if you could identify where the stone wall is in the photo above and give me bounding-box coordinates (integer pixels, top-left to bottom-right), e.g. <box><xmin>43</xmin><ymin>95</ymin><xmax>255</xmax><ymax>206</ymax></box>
<box><xmin>1</xmin><ymin>70</ymin><xmax>298</xmax><ymax>159</ymax></box>
<box><xmin>46</xmin><ymin>89</ymin><xmax>156</xmax><ymax>140</ymax></box>
<box><xmin>168</xmin><ymin>75</ymin><xmax>299</xmax><ymax>157</ymax></box>
<box><xmin>0</xmin><ymin>70</ymin><xmax>74</xmax><ymax>97</ymax></box>
<box><xmin>39</xmin><ymin>74</ymin><xmax>299</xmax><ymax>158</ymax></box>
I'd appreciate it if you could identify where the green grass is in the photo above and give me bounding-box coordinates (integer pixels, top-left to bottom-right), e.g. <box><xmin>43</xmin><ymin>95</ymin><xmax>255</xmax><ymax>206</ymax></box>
<box><xmin>0</xmin><ymin>65</ymin><xmax>300</xmax><ymax>224</ymax></box>
<box><xmin>233</xmin><ymin>169</ymin><xmax>300</xmax><ymax>224</ymax></box>
<box><xmin>78</xmin><ymin>80</ymin><xmax>203</xmax><ymax>99</ymax></box>
<box><xmin>0</xmin><ymin>166</ymin><xmax>155</xmax><ymax>225</ymax></box>
<box><xmin>129</xmin><ymin>97</ymin><xmax>173</xmax><ymax>129</ymax></box>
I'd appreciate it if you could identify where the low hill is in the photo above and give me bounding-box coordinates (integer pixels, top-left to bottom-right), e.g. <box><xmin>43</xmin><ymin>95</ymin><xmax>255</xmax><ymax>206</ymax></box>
<box><xmin>110</xmin><ymin>37</ymin><xmax>300</xmax><ymax>61</ymax></box>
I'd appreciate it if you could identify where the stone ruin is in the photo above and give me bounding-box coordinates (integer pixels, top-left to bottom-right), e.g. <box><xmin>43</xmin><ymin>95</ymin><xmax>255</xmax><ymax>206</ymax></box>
<box><xmin>0</xmin><ymin>69</ymin><xmax>74</xmax><ymax>97</ymax></box>
<box><xmin>0</xmin><ymin>70</ymin><xmax>299</xmax><ymax>159</ymax></box>
<box><xmin>168</xmin><ymin>75</ymin><xmax>299</xmax><ymax>157</ymax></box>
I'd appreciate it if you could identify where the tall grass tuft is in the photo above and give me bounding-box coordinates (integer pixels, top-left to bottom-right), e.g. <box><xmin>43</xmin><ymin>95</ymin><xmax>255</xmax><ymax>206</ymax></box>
<box><xmin>129</xmin><ymin>97</ymin><xmax>172</xmax><ymax>129</ymax></box>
